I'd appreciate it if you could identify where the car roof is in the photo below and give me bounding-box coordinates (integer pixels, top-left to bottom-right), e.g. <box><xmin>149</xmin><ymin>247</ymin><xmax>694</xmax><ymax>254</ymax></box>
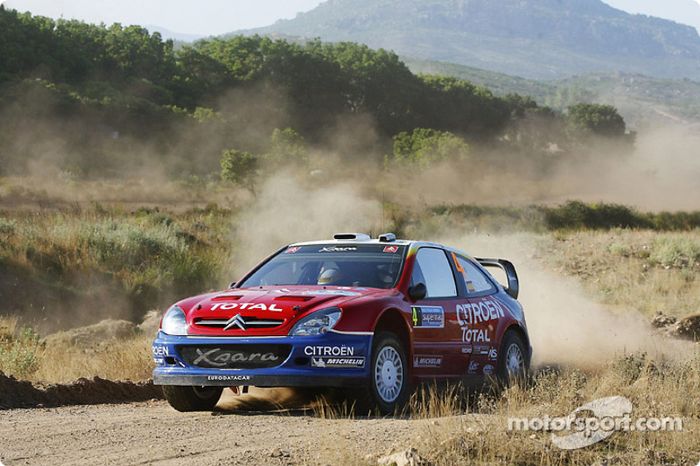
<box><xmin>288</xmin><ymin>238</ymin><xmax>475</xmax><ymax>259</ymax></box>
<box><xmin>290</xmin><ymin>238</ymin><xmax>412</xmax><ymax>247</ymax></box>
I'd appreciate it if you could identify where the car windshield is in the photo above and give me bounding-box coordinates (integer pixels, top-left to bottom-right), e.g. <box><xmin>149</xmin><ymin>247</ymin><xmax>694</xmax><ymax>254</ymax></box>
<box><xmin>239</xmin><ymin>244</ymin><xmax>407</xmax><ymax>289</ymax></box>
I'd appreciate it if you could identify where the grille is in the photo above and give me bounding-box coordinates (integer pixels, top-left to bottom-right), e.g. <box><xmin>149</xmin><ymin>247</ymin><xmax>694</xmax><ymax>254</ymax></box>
<box><xmin>178</xmin><ymin>344</ymin><xmax>291</xmax><ymax>369</ymax></box>
<box><xmin>194</xmin><ymin>316</ymin><xmax>284</xmax><ymax>330</ymax></box>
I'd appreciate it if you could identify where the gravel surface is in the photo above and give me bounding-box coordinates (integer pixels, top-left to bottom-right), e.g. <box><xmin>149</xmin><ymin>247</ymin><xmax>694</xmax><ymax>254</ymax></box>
<box><xmin>0</xmin><ymin>398</ymin><xmax>446</xmax><ymax>465</ymax></box>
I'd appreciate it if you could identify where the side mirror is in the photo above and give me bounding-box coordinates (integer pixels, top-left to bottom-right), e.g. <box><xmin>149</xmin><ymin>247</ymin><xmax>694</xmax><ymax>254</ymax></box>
<box><xmin>408</xmin><ymin>283</ymin><xmax>427</xmax><ymax>302</ymax></box>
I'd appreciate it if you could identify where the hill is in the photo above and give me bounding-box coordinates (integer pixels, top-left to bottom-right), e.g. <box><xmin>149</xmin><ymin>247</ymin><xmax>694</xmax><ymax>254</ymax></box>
<box><xmin>406</xmin><ymin>58</ymin><xmax>700</xmax><ymax>128</ymax></box>
<box><xmin>239</xmin><ymin>0</ymin><xmax>700</xmax><ymax>80</ymax></box>
<box><xmin>604</xmin><ymin>0</ymin><xmax>700</xmax><ymax>33</ymax></box>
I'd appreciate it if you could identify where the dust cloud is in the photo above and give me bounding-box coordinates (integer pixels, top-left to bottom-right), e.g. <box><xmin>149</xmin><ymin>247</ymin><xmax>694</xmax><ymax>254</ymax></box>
<box><xmin>229</xmin><ymin>173</ymin><xmax>384</xmax><ymax>277</ymax></box>
<box><xmin>226</xmin><ymin>174</ymin><xmax>696</xmax><ymax>370</ymax></box>
<box><xmin>442</xmin><ymin>233</ymin><xmax>695</xmax><ymax>368</ymax></box>
<box><xmin>378</xmin><ymin>125</ymin><xmax>700</xmax><ymax>211</ymax></box>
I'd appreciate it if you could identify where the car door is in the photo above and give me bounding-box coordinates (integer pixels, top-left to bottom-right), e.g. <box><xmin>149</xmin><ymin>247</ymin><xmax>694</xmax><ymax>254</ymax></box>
<box><xmin>452</xmin><ymin>254</ymin><xmax>502</xmax><ymax>377</ymax></box>
<box><xmin>409</xmin><ymin>247</ymin><xmax>467</xmax><ymax>378</ymax></box>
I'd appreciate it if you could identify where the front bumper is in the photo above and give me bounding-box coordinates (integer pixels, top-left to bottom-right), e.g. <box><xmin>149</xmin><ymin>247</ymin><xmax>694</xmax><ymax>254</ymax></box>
<box><xmin>152</xmin><ymin>331</ymin><xmax>372</xmax><ymax>387</ymax></box>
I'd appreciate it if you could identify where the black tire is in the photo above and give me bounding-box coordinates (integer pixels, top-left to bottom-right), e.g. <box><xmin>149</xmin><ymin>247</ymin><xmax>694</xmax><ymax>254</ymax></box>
<box><xmin>162</xmin><ymin>385</ymin><xmax>223</xmax><ymax>412</ymax></box>
<box><xmin>354</xmin><ymin>332</ymin><xmax>411</xmax><ymax>415</ymax></box>
<box><xmin>496</xmin><ymin>330</ymin><xmax>529</xmax><ymax>388</ymax></box>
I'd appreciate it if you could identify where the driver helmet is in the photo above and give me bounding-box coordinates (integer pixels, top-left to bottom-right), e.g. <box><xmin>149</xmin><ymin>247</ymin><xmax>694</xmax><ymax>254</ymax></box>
<box><xmin>318</xmin><ymin>267</ymin><xmax>343</xmax><ymax>285</ymax></box>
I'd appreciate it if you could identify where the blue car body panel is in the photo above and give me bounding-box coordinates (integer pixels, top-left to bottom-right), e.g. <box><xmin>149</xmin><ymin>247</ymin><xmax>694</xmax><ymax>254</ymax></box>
<box><xmin>152</xmin><ymin>331</ymin><xmax>372</xmax><ymax>387</ymax></box>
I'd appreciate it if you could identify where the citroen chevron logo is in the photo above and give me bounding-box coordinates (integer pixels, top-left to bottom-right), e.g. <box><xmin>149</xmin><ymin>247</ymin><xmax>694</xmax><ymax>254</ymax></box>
<box><xmin>224</xmin><ymin>314</ymin><xmax>247</xmax><ymax>331</ymax></box>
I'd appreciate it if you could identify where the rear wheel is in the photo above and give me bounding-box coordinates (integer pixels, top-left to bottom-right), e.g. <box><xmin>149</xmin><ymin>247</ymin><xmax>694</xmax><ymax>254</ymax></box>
<box><xmin>162</xmin><ymin>385</ymin><xmax>223</xmax><ymax>412</ymax></box>
<box><xmin>355</xmin><ymin>332</ymin><xmax>410</xmax><ymax>415</ymax></box>
<box><xmin>497</xmin><ymin>331</ymin><xmax>528</xmax><ymax>387</ymax></box>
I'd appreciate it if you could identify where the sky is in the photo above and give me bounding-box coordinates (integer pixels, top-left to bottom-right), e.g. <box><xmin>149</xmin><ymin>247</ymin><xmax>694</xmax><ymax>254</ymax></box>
<box><xmin>1</xmin><ymin>0</ymin><xmax>326</xmax><ymax>37</ymax></box>
<box><xmin>2</xmin><ymin>0</ymin><xmax>700</xmax><ymax>37</ymax></box>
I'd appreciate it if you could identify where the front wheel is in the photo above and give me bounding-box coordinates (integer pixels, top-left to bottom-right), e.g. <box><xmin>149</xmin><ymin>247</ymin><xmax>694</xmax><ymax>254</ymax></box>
<box><xmin>162</xmin><ymin>385</ymin><xmax>223</xmax><ymax>412</ymax></box>
<box><xmin>357</xmin><ymin>332</ymin><xmax>410</xmax><ymax>415</ymax></box>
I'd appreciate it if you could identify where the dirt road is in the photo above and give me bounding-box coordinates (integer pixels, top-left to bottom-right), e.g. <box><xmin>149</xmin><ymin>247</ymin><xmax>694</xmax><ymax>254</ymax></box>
<box><xmin>0</xmin><ymin>395</ymin><xmax>475</xmax><ymax>465</ymax></box>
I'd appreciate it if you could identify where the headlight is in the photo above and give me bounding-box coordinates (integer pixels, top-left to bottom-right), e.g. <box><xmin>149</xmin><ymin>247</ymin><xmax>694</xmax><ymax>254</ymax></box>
<box><xmin>289</xmin><ymin>307</ymin><xmax>341</xmax><ymax>336</ymax></box>
<box><xmin>161</xmin><ymin>305</ymin><xmax>188</xmax><ymax>336</ymax></box>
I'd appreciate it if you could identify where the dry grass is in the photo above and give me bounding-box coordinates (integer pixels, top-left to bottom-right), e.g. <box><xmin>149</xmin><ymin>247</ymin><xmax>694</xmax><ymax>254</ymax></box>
<box><xmin>542</xmin><ymin>230</ymin><xmax>700</xmax><ymax>318</ymax></box>
<box><xmin>416</xmin><ymin>354</ymin><xmax>700</xmax><ymax>465</ymax></box>
<box><xmin>0</xmin><ymin>206</ymin><xmax>230</xmax><ymax>331</ymax></box>
<box><xmin>0</xmin><ymin>315</ymin><xmax>154</xmax><ymax>383</ymax></box>
<box><xmin>31</xmin><ymin>334</ymin><xmax>154</xmax><ymax>383</ymax></box>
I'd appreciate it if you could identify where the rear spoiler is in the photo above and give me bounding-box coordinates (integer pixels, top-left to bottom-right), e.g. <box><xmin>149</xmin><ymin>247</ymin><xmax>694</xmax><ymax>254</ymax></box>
<box><xmin>475</xmin><ymin>258</ymin><xmax>519</xmax><ymax>300</ymax></box>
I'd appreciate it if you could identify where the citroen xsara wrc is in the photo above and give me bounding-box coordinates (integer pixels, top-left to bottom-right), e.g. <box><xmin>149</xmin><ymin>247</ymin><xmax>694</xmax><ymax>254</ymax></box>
<box><xmin>152</xmin><ymin>233</ymin><xmax>531</xmax><ymax>414</ymax></box>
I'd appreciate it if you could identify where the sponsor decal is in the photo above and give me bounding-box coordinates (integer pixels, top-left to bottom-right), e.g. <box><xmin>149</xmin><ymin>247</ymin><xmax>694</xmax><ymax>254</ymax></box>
<box><xmin>210</xmin><ymin>302</ymin><xmax>284</xmax><ymax>312</ymax></box>
<box><xmin>488</xmin><ymin>348</ymin><xmax>498</xmax><ymax>361</ymax></box>
<box><xmin>311</xmin><ymin>356</ymin><xmax>365</xmax><ymax>368</ymax></box>
<box><xmin>153</xmin><ymin>357</ymin><xmax>164</xmax><ymax>365</ymax></box>
<box><xmin>452</xmin><ymin>252</ymin><xmax>465</xmax><ymax>273</ymax></box>
<box><xmin>411</xmin><ymin>306</ymin><xmax>445</xmax><ymax>329</ymax></box>
<box><xmin>304</xmin><ymin>345</ymin><xmax>357</xmax><ymax>357</ymax></box>
<box><xmin>461</xmin><ymin>346</ymin><xmax>473</xmax><ymax>354</ymax></box>
<box><xmin>483</xmin><ymin>364</ymin><xmax>495</xmax><ymax>375</ymax></box>
<box><xmin>463</xmin><ymin>328</ymin><xmax>491</xmax><ymax>343</ymax></box>
<box><xmin>457</xmin><ymin>299</ymin><xmax>506</xmax><ymax>326</ymax></box>
<box><xmin>193</xmin><ymin>348</ymin><xmax>280</xmax><ymax>367</ymax></box>
<box><xmin>207</xmin><ymin>375</ymin><xmax>251</xmax><ymax>382</ymax></box>
<box><xmin>319</xmin><ymin>246</ymin><xmax>357</xmax><ymax>252</ymax></box>
<box><xmin>468</xmin><ymin>360</ymin><xmax>479</xmax><ymax>375</ymax></box>
<box><xmin>456</xmin><ymin>298</ymin><xmax>506</xmax><ymax>343</ymax></box>
<box><xmin>413</xmin><ymin>355</ymin><xmax>443</xmax><ymax>368</ymax></box>
<box><xmin>152</xmin><ymin>344</ymin><xmax>170</xmax><ymax>357</ymax></box>
<box><xmin>285</xmin><ymin>247</ymin><xmax>301</xmax><ymax>254</ymax></box>
<box><xmin>300</xmin><ymin>289</ymin><xmax>360</xmax><ymax>297</ymax></box>
<box><xmin>474</xmin><ymin>345</ymin><xmax>490</xmax><ymax>355</ymax></box>
<box><xmin>383</xmin><ymin>246</ymin><xmax>399</xmax><ymax>253</ymax></box>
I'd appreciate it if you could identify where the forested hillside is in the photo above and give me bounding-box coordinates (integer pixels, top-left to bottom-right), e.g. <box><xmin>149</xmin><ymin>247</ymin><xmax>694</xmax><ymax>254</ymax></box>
<box><xmin>406</xmin><ymin>58</ymin><xmax>700</xmax><ymax>127</ymax></box>
<box><xmin>0</xmin><ymin>7</ymin><xmax>631</xmax><ymax>180</ymax></box>
<box><xmin>241</xmin><ymin>0</ymin><xmax>700</xmax><ymax>80</ymax></box>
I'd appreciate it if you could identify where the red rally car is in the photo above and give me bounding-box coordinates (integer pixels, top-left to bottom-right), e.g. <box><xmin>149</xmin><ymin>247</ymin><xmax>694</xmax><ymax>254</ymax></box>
<box><xmin>152</xmin><ymin>233</ymin><xmax>531</xmax><ymax>414</ymax></box>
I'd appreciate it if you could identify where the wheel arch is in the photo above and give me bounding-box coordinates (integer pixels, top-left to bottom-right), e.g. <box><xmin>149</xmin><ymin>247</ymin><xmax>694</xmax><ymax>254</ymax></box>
<box><xmin>373</xmin><ymin>308</ymin><xmax>412</xmax><ymax>360</ymax></box>
<box><xmin>502</xmin><ymin>324</ymin><xmax>531</xmax><ymax>366</ymax></box>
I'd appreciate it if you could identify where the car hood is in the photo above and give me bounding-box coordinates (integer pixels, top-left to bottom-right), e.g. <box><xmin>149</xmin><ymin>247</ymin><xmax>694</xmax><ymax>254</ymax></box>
<box><xmin>183</xmin><ymin>286</ymin><xmax>387</xmax><ymax>336</ymax></box>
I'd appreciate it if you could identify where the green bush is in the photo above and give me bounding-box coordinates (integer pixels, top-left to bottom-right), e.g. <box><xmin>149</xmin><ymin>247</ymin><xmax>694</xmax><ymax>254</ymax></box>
<box><xmin>649</xmin><ymin>236</ymin><xmax>700</xmax><ymax>268</ymax></box>
<box><xmin>0</xmin><ymin>326</ymin><xmax>41</xmax><ymax>379</ymax></box>
<box><xmin>0</xmin><ymin>217</ymin><xmax>16</xmax><ymax>235</ymax></box>
<box><xmin>391</xmin><ymin>128</ymin><xmax>470</xmax><ymax>166</ymax></box>
<box><xmin>220</xmin><ymin>149</ymin><xmax>258</xmax><ymax>193</ymax></box>
<box><xmin>544</xmin><ymin>201</ymin><xmax>652</xmax><ymax>230</ymax></box>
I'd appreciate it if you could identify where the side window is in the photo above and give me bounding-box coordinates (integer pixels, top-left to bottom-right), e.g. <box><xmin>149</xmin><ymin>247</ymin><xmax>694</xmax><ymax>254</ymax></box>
<box><xmin>412</xmin><ymin>248</ymin><xmax>457</xmax><ymax>298</ymax></box>
<box><xmin>454</xmin><ymin>255</ymin><xmax>496</xmax><ymax>295</ymax></box>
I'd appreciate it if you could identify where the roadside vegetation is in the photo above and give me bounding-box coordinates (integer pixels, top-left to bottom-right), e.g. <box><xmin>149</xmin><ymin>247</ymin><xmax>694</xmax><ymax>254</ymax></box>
<box><xmin>0</xmin><ymin>7</ymin><xmax>633</xmax><ymax>182</ymax></box>
<box><xmin>409</xmin><ymin>354</ymin><xmax>700</xmax><ymax>465</ymax></box>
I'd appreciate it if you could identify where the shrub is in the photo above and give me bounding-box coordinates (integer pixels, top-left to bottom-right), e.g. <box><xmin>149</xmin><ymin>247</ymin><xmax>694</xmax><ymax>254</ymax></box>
<box><xmin>0</xmin><ymin>324</ymin><xmax>41</xmax><ymax>379</ymax></box>
<box><xmin>649</xmin><ymin>236</ymin><xmax>700</xmax><ymax>268</ymax></box>
<box><xmin>544</xmin><ymin>201</ymin><xmax>652</xmax><ymax>230</ymax></box>
<box><xmin>266</xmin><ymin>128</ymin><xmax>308</xmax><ymax>165</ymax></box>
<box><xmin>220</xmin><ymin>149</ymin><xmax>258</xmax><ymax>193</ymax></box>
<box><xmin>0</xmin><ymin>217</ymin><xmax>16</xmax><ymax>235</ymax></box>
<box><xmin>391</xmin><ymin>128</ymin><xmax>469</xmax><ymax>166</ymax></box>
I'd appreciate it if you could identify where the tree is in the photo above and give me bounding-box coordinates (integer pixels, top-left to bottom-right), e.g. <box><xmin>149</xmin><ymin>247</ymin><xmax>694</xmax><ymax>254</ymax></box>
<box><xmin>220</xmin><ymin>149</ymin><xmax>258</xmax><ymax>193</ymax></box>
<box><xmin>567</xmin><ymin>103</ymin><xmax>627</xmax><ymax>138</ymax></box>
<box><xmin>266</xmin><ymin>128</ymin><xmax>308</xmax><ymax>165</ymax></box>
<box><xmin>391</xmin><ymin>128</ymin><xmax>470</xmax><ymax>166</ymax></box>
